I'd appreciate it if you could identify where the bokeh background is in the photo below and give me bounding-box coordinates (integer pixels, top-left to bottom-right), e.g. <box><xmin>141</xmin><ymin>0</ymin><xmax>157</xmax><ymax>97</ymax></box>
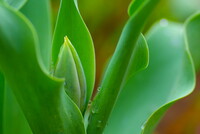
<box><xmin>51</xmin><ymin>0</ymin><xmax>200</xmax><ymax>133</ymax></box>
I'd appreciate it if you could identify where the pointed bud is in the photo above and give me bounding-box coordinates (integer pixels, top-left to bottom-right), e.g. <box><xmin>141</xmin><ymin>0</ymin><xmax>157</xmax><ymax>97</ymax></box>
<box><xmin>54</xmin><ymin>36</ymin><xmax>87</xmax><ymax>112</ymax></box>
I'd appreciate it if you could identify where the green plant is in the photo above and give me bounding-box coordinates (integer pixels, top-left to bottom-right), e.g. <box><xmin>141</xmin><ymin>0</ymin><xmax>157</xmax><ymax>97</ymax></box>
<box><xmin>0</xmin><ymin>0</ymin><xmax>199</xmax><ymax>134</ymax></box>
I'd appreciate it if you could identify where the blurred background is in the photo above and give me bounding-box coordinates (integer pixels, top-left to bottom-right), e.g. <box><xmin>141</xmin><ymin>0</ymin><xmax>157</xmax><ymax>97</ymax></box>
<box><xmin>51</xmin><ymin>0</ymin><xmax>200</xmax><ymax>133</ymax></box>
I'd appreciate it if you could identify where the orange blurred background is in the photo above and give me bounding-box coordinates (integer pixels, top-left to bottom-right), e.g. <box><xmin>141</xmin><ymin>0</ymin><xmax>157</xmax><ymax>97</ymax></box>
<box><xmin>51</xmin><ymin>0</ymin><xmax>200</xmax><ymax>133</ymax></box>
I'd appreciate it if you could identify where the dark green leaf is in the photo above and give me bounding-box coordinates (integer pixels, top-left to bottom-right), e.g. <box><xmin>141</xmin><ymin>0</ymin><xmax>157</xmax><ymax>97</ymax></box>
<box><xmin>0</xmin><ymin>72</ymin><xmax>4</xmax><ymax>134</ymax></box>
<box><xmin>52</xmin><ymin>0</ymin><xmax>95</xmax><ymax>106</ymax></box>
<box><xmin>104</xmin><ymin>21</ymin><xmax>195</xmax><ymax>134</ymax></box>
<box><xmin>0</xmin><ymin>4</ymin><xmax>85</xmax><ymax>134</ymax></box>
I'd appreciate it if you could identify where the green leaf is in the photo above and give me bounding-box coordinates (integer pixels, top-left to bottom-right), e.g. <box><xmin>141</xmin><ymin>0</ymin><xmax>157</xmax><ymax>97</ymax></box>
<box><xmin>54</xmin><ymin>37</ymin><xmax>87</xmax><ymax>112</ymax></box>
<box><xmin>185</xmin><ymin>13</ymin><xmax>200</xmax><ymax>72</ymax></box>
<box><xmin>125</xmin><ymin>34</ymin><xmax>149</xmax><ymax>81</ymax></box>
<box><xmin>52</xmin><ymin>0</ymin><xmax>95</xmax><ymax>106</ymax></box>
<box><xmin>3</xmin><ymin>83</ymin><xmax>32</xmax><ymax>134</ymax></box>
<box><xmin>104</xmin><ymin>21</ymin><xmax>195</xmax><ymax>134</ymax></box>
<box><xmin>20</xmin><ymin>0</ymin><xmax>52</xmax><ymax>69</ymax></box>
<box><xmin>0</xmin><ymin>4</ymin><xmax>85</xmax><ymax>134</ymax></box>
<box><xmin>3</xmin><ymin>0</ymin><xmax>27</xmax><ymax>9</ymax></box>
<box><xmin>87</xmin><ymin>0</ymin><xmax>160</xmax><ymax>134</ymax></box>
<box><xmin>0</xmin><ymin>72</ymin><xmax>4</xmax><ymax>134</ymax></box>
<box><xmin>128</xmin><ymin>0</ymin><xmax>146</xmax><ymax>16</ymax></box>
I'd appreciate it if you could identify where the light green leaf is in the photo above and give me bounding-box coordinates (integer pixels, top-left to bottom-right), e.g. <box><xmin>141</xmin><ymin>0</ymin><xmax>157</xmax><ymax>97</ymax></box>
<box><xmin>52</xmin><ymin>0</ymin><xmax>95</xmax><ymax>106</ymax></box>
<box><xmin>125</xmin><ymin>34</ymin><xmax>149</xmax><ymax>81</ymax></box>
<box><xmin>185</xmin><ymin>13</ymin><xmax>200</xmax><ymax>72</ymax></box>
<box><xmin>87</xmin><ymin>0</ymin><xmax>160</xmax><ymax>134</ymax></box>
<box><xmin>54</xmin><ymin>37</ymin><xmax>87</xmax><ymax>112</ymax></box>
<box><xmin>20</xmin><ymin>0</ymin><xmax>52</xmax><ymax>69</ymax></box>
<box><xmin>104</xmin><ymin>22</ymin><xmax>195</xmax><ymax>134</ymax></box>
<box><xmin>3</xmin><ymin>0</ymin><xmax>27</xmax><ymax>9</ymax></box>
<box><xmin>0</xmin><ymin>4</ymin><xmax>85</xmax><ymax>134</ymax></box>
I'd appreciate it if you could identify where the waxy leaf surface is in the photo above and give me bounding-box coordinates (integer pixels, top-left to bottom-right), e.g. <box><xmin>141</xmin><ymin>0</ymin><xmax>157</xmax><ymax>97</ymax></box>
<box><xmin>105</xmin><ymin>22</ymin><xmax>195</xmax><ymax>134</ymax></box>
<box><xmin>0</xmin><ymin>4</ymin><xmax>85</xmax><ymax>134</ymax></box>
<box><xmin>87</xmin><ymin>0</ymin><xmax>160</xmax><ymax>134</ymax></box>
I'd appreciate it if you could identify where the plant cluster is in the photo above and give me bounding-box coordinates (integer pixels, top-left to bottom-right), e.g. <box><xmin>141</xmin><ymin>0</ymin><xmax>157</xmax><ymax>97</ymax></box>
<box><xmin>0</xmin><ymin>0</ymin><xmax>200</xmax><ymax>134</ymax></box>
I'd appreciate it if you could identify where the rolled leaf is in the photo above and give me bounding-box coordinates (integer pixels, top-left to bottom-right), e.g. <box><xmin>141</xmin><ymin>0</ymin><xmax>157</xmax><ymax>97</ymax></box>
<box><xmin>52</xmin><ymin>0</ymin><xmax>95</xmax><ymax>106</ymax></box>
<box><xmin>54</xmin><ymin>36</ymin><xmax>87</xmax><ymax>112</ymax></box>
<box><xmin>0</xmin><ymin>4</ymin><xmax>85</xmax><ymax>134</ymax></box>
<box><xmin>104</xmin><ymin>21</ymin><xmax>195</xmax><ymax>134</ymax></box>
<box><xmin>87</xmin><ymin>0</ymin><xmax>160</xmax><ymax>134</ymax></box>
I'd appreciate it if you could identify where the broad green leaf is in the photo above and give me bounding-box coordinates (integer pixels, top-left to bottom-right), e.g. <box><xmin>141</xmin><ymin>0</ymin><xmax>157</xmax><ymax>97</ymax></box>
<box><xmin>87</xmin><ymin>0</ymin><xmax>160</xmax><ymax>134</ymax></box>
<box><xmin>3</xmin><ymin>84</ymin><xmax>32</xmax><ymax>134</ymax></box>
<box><xmin>52</xmin><ymin>0</ymin><xmax>95</xmax><ymax>106</ymax></box>
<box><xmin>0</xmin><ymin>72</ymin><xmax>4</xmax><ymax>134</ymax></box>
<box><xmin>104</xmin><ymin>22</ymin><xmax>195</xmax><ymax>134</ymax></box>
<box><xmin>3</xmin><ymin>0</ymin><xmax>27</xmax><ymax>9</ymax></box>
<box><xmin>20</xmin><ymin>0</ymin><xmax>52</xmax><ymax>69</ymax></box>
<box><xmin>185</xmin><ymin>13</ymin><xmax>200</xmax><ymax>72</ymax></box>
<box><xmin>0</xmin><ymin>4</ymin><xmax>85</xmax><ymax>134</ymax></box>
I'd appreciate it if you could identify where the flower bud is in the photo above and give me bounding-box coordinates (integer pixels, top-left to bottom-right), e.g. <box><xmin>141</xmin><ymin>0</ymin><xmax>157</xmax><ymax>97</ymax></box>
<box><xmin>54</xmin><ymin>36</ymin><xmax>87</xmax><ymax>112</ymax></box>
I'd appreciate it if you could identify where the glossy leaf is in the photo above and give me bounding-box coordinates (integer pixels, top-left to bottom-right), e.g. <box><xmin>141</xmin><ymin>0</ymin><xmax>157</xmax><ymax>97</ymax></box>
<box><xmin>185</xmin><ymin>13</ymin><xmax>200</xmax><ymax>72</ymax></box>
<box><xmin>20</xmin><ymin>0</ymin><xmax>52</xmax><ymax>69</ymax></box>
<box><xmin>3</xmin><ymin>0</ymin><xmax>27</xmax><ymax>9</ymax></box>
<box><xmin>52</xmin><ymin>0</ymin><xmax>95</xmax><ymax>106</ymax></box>
<box><xmin>87</xmin><ymin>0</ymin><xmax>160</xmax><ymax>134</ymax></box>
<box><xmin>104</xmin><ymin>22</ymin><xmax>195</xmax><ymax>134</ymax></box>
<box><xmin>0</xmin><ymin>4</ymin><xmax>85</xmax><ymax>134</ymax></box>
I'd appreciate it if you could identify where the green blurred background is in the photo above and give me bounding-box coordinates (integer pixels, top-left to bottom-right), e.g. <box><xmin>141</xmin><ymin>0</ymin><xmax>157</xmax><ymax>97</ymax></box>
<box><xmin>51</xmin><ymin>0</ymin><xmax>200</xmax><ymax>133</ymax></box>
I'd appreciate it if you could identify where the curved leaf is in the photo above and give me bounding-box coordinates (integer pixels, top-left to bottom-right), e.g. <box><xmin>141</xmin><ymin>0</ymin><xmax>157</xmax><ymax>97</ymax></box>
<box><xmin>104</xmin><ymin>21</ymin><xmax>195</xmax><ymax>134</ymax></box>
<box><xmin>185</xmin><ymin>13</ymin><xmax>200</xmax><ymax>72</ymax></box>
<box><xmin>125</xmin><ymin>34</ymin><xmax>149</xmax><ymax>81</ymax></box>
<box><xmin>87</xmin><ymin>0</ymin><xmax>160</xmax><ymax>134</ymax></box>
<box><xmin>3</xmin><ymin>0</ymin><xmax>27</xmax><ymax>9</ymax></box>
<box><xmin>0</xmin><ymin>4</ymin><xmax>85</xmax><ymax>134</ymax></box>
<box><xmin>52</xmin><ymin>0</ymin><xmax>95</xmax><ymax>106</ymax></box>
<box><xmin>20</xmin><ymin>0</ymin><xmax>52</xmax><ymax>69</ymax></box>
